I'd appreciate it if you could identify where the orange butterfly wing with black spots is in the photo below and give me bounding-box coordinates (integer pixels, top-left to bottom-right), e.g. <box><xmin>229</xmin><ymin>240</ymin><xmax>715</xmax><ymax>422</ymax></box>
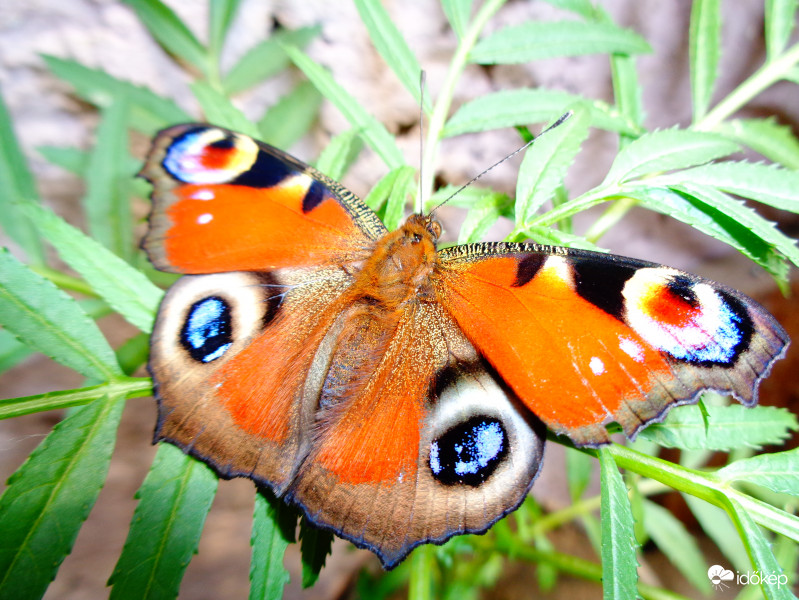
<box><xmin>142</xmin><ymin>124</ymin><xmax>788</xmax><ymax>569</ymax></box>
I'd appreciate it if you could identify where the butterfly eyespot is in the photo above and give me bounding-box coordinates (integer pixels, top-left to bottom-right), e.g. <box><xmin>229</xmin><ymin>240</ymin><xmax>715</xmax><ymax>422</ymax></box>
<box><xmin>180</xmin><ymin>296</ymin><xmax>233</xmax><ymax>363</ymax></box>
<box><xmin>429</xmin><ymin>416</ymin><xmax>508</xmax><ymax>486</ymax></box>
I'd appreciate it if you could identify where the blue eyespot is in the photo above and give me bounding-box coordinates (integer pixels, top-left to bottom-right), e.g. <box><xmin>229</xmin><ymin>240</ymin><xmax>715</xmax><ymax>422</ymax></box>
<box><xmin>180</xmin><ymin>296</ymin><xmax>232</xmax><ymax>363</ymax></box>
<box><xmin>429</xmin><ymin>417</ymin><xmax>507</xmax><ymax>486</ymax></box>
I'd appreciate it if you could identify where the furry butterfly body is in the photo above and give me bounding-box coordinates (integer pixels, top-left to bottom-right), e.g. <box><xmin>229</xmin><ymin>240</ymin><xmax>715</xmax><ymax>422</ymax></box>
<box><xmin>142</xmin><ymin>124</ymin><xmax>789</xmax><ymax>568</ymax></box>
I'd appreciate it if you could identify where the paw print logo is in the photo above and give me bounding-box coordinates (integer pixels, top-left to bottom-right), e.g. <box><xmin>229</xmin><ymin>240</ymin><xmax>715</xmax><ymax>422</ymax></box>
<box><xmin>708</xmin><ymin>564</ymin><xmax>734</xmax><ymax>590</ymax></box>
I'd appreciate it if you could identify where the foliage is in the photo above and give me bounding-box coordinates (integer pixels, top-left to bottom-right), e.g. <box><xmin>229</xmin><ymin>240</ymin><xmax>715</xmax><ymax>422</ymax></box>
<box><xmin>1</xmin><ymin>0</ymin><xmax>799</xmax><ymax>598</ymax></box>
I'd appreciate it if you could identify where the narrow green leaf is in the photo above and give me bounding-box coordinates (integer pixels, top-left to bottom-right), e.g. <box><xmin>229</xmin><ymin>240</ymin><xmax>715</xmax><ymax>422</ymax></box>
<box><xmin>43</xmin><ymin>55</ymin><xmax>189</xmax><ymax>132</ymax></box>
<box><xmin>715</xmin><ymin>117</ymin><xmax>799</xmax><ymax>169</ymax></box>
<box><xmin>0</xmin><ymin>249</ymin><xmax>122</xmax><ymax>380</ymax></box>
<box><xmin>315</xmin><ymin>129</ymin><xmax>365</xmax><ymax>181</ymax></box>
<box><xmin>765</xmin><ymin>0</ymin><xmax>798</xmax><ymax>59</ymax></box>
<box><xmin>190</xmin><ymin>80</ymin><xmax>260</xmax><ymax>137</ymax></box>
<box><xmin>83</xmin><ymin>99</ymin><xmax>135</xmax><ymax>260</ymax></box>
<box><xmin>643</xmin><ymin>500</ymin><xmax>712</xmax><ymax>594</ymax></box>
<box><xmin>689</xmin><ymin>0</ymin><xmax>721</xmax><ymax>121</ymax></box>
<box><xmin>0</xmin><ymin>329</ymin><xmax>31</xmax><ymax>374</ymax></box>
<box><xmin>598</xmin><ymin>449</ymin><xmax>638</xmax><ymax>600</ymax></box>
<box><xmin>22</xmin><ymin>202</ymin><xmax>162</xmax><ymax>333</ymax></box>
<box><xmin>567</xmin><ymin>446</ymin><xmax>594</xmax><ymax>501</ymax></box>
<box><xmin>284</xmin><ymin>45</ymin><xmax>404</xmax><ymax>169</ymax></box>
<box><xmin>470</xmin><ymin>21</ymin><xmax>651</xmax><ymax>65</ymax></box>
<box><xmin>249</xmin><ymin>489</ymin><xmax>296</xmax><ymax>600</ymax></box>
<box><xmin>0</xmin><ymin>393</ymin><xmax>125</xmax><ymax>600</ymax></box>
<box><xmin>37</xmin><ymin>145</ymin><xmax>90</xmax><ymax>175</ymax></box>
<box><xmin>258</xmin><ymin>82</ymin><xmax>322</xmax><ymax>149</ymax></box>
<box><xmin>382</xmin><ymin>166</ymin><xmax>416</xmax><ymax>230</ymax></box>
<box><xmin>222</xmin><ymin>26</ymin><xmax>319</xmax><ymax>95</ymax></box>
<box><xmin>727</xmin><ymin>499</ymin><xmax>794</xmax><ymax>600</ymax></box>
<box><xmin>1</xmin><ymin>379</ymin><xmax>151</xmax><ymax>420</ymax></box>
<box><xmin>683</xmin><ymin>495</ymin><xmax>750</xmax><ymax>574</ymax></box>
<box><xmin>365</xmin><ymin>166</ymin><xmax>412</xmax><ymax>212</ymax></box>
<box><xmin>609</xmin><ymin>54</ymin><xmax>645</xmax><ymax>139</ymax></box>
<box><xmin>122</xmin><ymin>0</ymin><xmax>209</xmax><ymax>75</ymax></box>
<box><xmin>441</xmin><ymin>0</ymin><xmax>473</xmax><ymax>38</ymax></box>
<box><xmin>603</xmin><ymin>129</ymin><xmax>739</xmax><ymax>184</ymax></box>
<box><xmin>299</xmin><ymin>518</ymin><xmax>333</xmax><ymax>588</ymax></box>
<box><xmin>520</xmin><ymin>226</ymin><xmax>607</xmax><ymax>252</ymax></box>
<box><xmin>209</xmin><ymin>0</ymin><xmax>242</xmax><ymax>58</ymax></box>
<box><xmin>516</xmin><ymin>108</ymin><xmax>589</xmax><ymax>226</ymax></box>
<box><xmin>539</xmin><ymin>0</ymin><xmax>597</xmax><ymax>18</ymax></box>
<box><xmin>108</xmin><ymin>444</ymin><xmax>218</xmax><ymax>600</ymax></box>
<box><xmin>458</xmin><ymin>192</ymin><xmax>511</xmax><ymax>244</ymax></box>
<box><xmin>718</xmin><ymin>448</ymin><xmax>799</xmax><ymax>495</ymax></box>
<box><xmin>637</xmin><ymin>405</ymin><xmax>798</xmax><ymax>451</ymax></box>
<box><xmin>443</xmin><ymin>89</ymin><xmax>634</xmax><ymax>137</ymax></box>
<box><xmin>0</xmin><ymin>89</ymin><xmax>45</xmax><ymax>264</ymax></box>
<box><xmin>667</xmin><ymin>161</ymin><xmax>799</xmax><ymax>213</ymax></box>
<box><xmin>354</xmin><ymin>0</ymin><xmax>427</xmax><ymax>110</ymax></box>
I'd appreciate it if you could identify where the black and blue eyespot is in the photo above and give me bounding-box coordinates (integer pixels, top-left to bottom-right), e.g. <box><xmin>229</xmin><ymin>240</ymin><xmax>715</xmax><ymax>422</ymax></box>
<box><xmin>429</xmin><ymin>416</ymin><xmax>507</xmax><ymax>486</ymax></box>
<box><xmin>180</xmin><ymin>296</ymin><xmax>233</xmax><ymax>363</ymax></box>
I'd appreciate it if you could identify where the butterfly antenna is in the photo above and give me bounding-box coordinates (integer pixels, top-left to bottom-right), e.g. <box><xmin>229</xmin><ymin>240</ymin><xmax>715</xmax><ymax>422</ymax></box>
<box><xmin>429</xmin><ymin>111</ymin><xmax>573</xmax><ymax>216</ymax></box>
<box><xmin>417</xmin><ymin>71</ymin><xmax>426</xmax><ymax>215</ymax></box>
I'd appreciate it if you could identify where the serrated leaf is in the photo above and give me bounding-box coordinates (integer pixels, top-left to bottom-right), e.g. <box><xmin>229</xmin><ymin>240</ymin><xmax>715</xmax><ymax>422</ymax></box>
<box><xmin>190</xmin><ymin>80</ymin><xmax>260</xmax><ymax>137</ymax></box>
<box><xmin>258</xmin><ymin>82</ymin><xmax>322</xmax><ymax>149</ymax></box>
<box><xmin>610</xmin><ymin>54</ymin><xmax>645</xmax><ymax>138</ymax></box>
<box><xmin>520</xmin><ymin>225</ymin><xmax>608</xmax><ymax>252</ymax></box>
<box><xmin>443</xmin><ymin>89</ymin><xmax>634</xmax><ymax>137</ymax></box>
<box><xmin>715</xmin><ymin>118</ymin><xmax>799</xmax><ymax>169</ymax></box>
<box><xmin>222</xmin><ymin>26</ymin><xmax>319</xmax><ymax>95</ymax></box>
<box><xmin>0</xmin><ymin>329</ymin><xmax>31</xmax><ymax>374</ymax></box>
<box><xmin>470</xmin><ymin>20</ymin><xmax>651</xmax><ymax>65</ymax></box>
<box><xmin>718</xmin><ymin>448</ymin><xmax>799</xmax><ymax>495</ymax></box>
<box><xmin>599</xmin><ymin>449</ymin><xmax>638</xmax><ymax>600</ymax></box>
<box><xmin>516</xmin><ymin>108</ymin><xmax>589</xmax><ymax>226</ymax></box>
<box><xmin>314</xmin><ymin>129</ymin><xmax>365</xmax><ymax>182</ymax></box>
<box><xmin>442</xmin><ymin>0</ymin><xmax>473</xmax><ymax>38</ymax></box>
<box><xmin>249</xmin><ymin>489</ymin><xmax>296</xmax><ymax>600</ymax></box>
<box><xmin>209</xmin><ymin>0</ymin><xmax>242</xmax><ymax>58</ymax></box>
<box><xmin>22</xmin><ymin>202</ymin><xmax>162</xmax><ymax>333</ymax></box>
<box><xmin>683</xmin><ymin>494</ymin><xmax>750</xmax><ymax>573</ymax></box>
<box><xmin>83</xmin><ymin>99</ymin><xmax>135</xmax><ymax>261</ymax></box>
<box><xmin>108</xmin><ymin>444</ymin><xmax>218</xmax><ymax>600</ymax></box>
<box><xmin>638</xmin><ymin>405</ymin><xmax>798</xmax><ymax>451</ymax></box>
<box><xmin>0</xmin><ymin>393</ymin><xmax>124</xmax><ymax>600</ymax></box>
<box><xmin>643</xmin><ymin>500</ymin><xmax>712</xmax><ymax>594</ymax></box>
<box><xmin>603</xmin><ymin>129</ymin><xmax>739</xmax><ymax>184</ymax></box>
<box><xmin>0</xmin><ymin>249</ymin><xmax>122</xmax><ymax>380</ymax></box>
<box><xmin>284</xmin><ymin>45</ymin><xmax>404</xmax><ymax>169</ymax></box>
<box><xmin>299</xmin><ymin>518</ymin><xmax>333</xmax><ymax>588</ymax></box>
<box><xmin>122</xmin><ymin>0</ymin><xmax>209</xmax><ymax>76</ymax></box>
<box><xmin>765</xmin><ymin>0</ymin><xmax>798</xmax><ymax>59</ymax></box>
<box><xmin>43</xmin><ymin>55</ymin><xmax>189</xmax><ymax>132</ymax></box>
<box><xmin>458</xmin><ymin>191</ymin><xmax>511</xmax><ymax>244</ymax></box>
<box><xmin>689</xmin><ymin>0</ymin><xmax>721</xmax><ymax>121</ymax></box>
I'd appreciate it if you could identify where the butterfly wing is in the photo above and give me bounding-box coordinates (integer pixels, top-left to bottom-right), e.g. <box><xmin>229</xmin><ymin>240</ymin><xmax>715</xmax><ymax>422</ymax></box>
<box><xmin>140</xmin><ymin>124</ymin><xmax>387</xmax><ymax>273</ymax></box>
<box><xmin>435</xmin><ymin>243</ymin><xmax>789</xmax><ymax>446</ymax></box>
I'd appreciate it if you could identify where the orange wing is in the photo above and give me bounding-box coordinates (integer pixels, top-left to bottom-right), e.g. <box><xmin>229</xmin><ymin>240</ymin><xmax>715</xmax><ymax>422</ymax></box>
<box><xmin>435</xmin><ymin>243</ymin><xmax>789</xmax><ymax>446</ymax></box>
<box><xmin>140</xmin><ymin>124</ymin><xmax>387</xmax><ymax>273</ymax></box>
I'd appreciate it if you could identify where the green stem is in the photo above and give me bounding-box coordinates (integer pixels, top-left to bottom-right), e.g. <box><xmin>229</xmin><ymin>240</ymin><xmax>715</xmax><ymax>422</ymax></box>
<box><xmin>583</xmin><ymin>196</ymin><xmax>639</xmax><ymax>243</ymax></box>
<box><xmin>421</xmin><ymin>0</ymin><xmax>507</xmax><ymax>205</ymax></box>
<box><xmin>694</xmin><ymin>41</ymin><xmax>799</xmax><ymax>131</ymax></box>
<box><xmin>30</xmin><ymin>265</ymin><xmax>97</xmax><ymax>297</ymax></box>
<box><xmin>408</xmin><ymin>544</ymin><xmax>435</xmax><ymax>600</ymax></box>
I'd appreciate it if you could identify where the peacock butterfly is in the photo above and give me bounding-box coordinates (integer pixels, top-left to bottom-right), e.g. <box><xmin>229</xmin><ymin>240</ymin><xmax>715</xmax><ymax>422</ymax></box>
<box><xmin>141</xmin><ymin>123</ymin><xmax>789</xmax><ymax>569</ymax></box>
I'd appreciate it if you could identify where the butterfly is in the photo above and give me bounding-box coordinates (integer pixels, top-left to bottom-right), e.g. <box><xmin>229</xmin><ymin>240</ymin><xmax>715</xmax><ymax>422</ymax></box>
<box><xmin>141</xmin><ymin>123</ymin><xmax>789</xmax><ymax>569</ymax></box>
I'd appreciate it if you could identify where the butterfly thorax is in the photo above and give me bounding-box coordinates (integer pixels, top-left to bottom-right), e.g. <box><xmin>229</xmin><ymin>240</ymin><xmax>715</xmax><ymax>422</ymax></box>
<box><xmin>349</xmin><ymin>214</ymin><xmax>441</xmax><ymax>312</ymax></box>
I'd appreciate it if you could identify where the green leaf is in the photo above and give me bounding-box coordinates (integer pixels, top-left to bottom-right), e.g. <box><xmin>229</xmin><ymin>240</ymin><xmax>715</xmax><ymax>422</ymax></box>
<box><xmin>108</xmin><ymin>444</ymin><xmax>218</xmax><ymax>600</ymax></box>
<box><xmin>222</xmin><ymin>26</ymin><xmax>319</xmax><ymax>95</ymax></box>
<box><xmin>0</xmin><ymin>89</ymin><xmax>45</xmax><ymax>265</ymax></box>
<box><xmin>0</xmin><ymin>393</ymin><xmax>125</xmax><ymax>600</ymax></box>
<box><xmin>598</xmin><ymin>449</ymin><xmax>638</xmax><ymax>600</ymax></box>
<box><xmin>0</xmin><ymin>329</ymin><xmax>31</xmax><ymax>374</ymax></box>
<box><xmin>765</xmin><ymin>0</ymin><xmax>798</xmax><ymax>59</ymax></box>
<box><xmin>603</xmin><ymin>129</ymin><xmax>739</xmax><ymax>184</ymax></box>
<box><xmin>284</xmin><ymin>45</ymin><xmax>404</xmax><ymax>169</ymax></box>
<box><xmin>567</xmin><ymin>446</ymin><xmax>594</xmax><ymax>502</ymax></box>
<box><xmin>0</xmin><ymin>249</ymin><xmax>122</xmax><ymax>380</ymax></box>
<box><xmin>519</xmin><ymin>226</ymin><xmax>607</xmax><ymax>252</ymax></box>
<box><xmin>83</xmin><ymin>99</ymin><xmax>135</xmax><ymax>260</ymax></box>
<box><xmin>22</xmin><ymin>202</ymin><xmax>162</xmax><ymax>333</ymax></box>
<box><xmin>122</xmin><ymin>0</ymin><xmax>209</xmax><ymax>76</ymax></box>
<box><xmin>190</xmin><ymin>80</ymin><xmax>260</xmax><ymax>137</ymax></box>
<box><xmin>609</xmin><ymin>54</ymin><xmax>645</xmax><ymax>139</ymax></box>
<box><xmin>516</xmin><ymin>108</ymin><xmax>589</xmax><ymax>226</ymax></box>
<box><xmin>209</xmin><ymin>0</ymin><xmax>242</xmax><ymax>58</ymax></box>
<box><xmin>1</xmin><ymin>379</ymin><xmax>151</xmax><ymax>420</ymax></box>
<box><xmin>299</xmin><ymin>518</ymin><xmax>333</xmax><ymax>588</ymax></box>
<box><xmin>443</xmin><ymin>89</ymin><xmax>634</xmax><ymax>137</ymax></box>
<box><xmin>683</xmin><ymin>494</ymin><xmax>750</xmax><ymax>573</ymax></box>
<box><xmin>539</xmin><ymin>0</ymin><xmax>597</xmax><ymax>18</ymax></box>
<box><xmin>441</xmin><ymin>0</ymin><xmax>473</xmax><ymax>38</ymax></box>
<box><xmin>315</xmin><ymin>129</ymin><xmax>365</xmax><ymax>181</ymax></box>
<box><xmin>43</xmin><ymin>55</ymin><xmax>189</xmax><ymax>132</ymax></box>
<box><xmin>718</xmin><ymin>448</ymin><xmax>799</xmax><ymax>495</ymax></box>
<box><xmin>354</xmin><ymin>0</ymin><xmax>427</xmax><ymax>110</ymax></box>
<box><xmin>689</xmin><ymin>0</ymin><xmax>721</xmax><ymax>121</ymax></box>
<box><xmin>258</xmin><ymin>82</ymin><xmax>322</xmax><ymax>149</ymax></box>
<box><xmin>382</xmin><ymin>166</ymin><xmax>416</xmax><ymax>230</ymax></box>
<box><xmin>637</xmin><ymin>405</ymin><xmax>798</xmax><ymax>451</ymax></box>
<box><xmin>470</xmin><ymin>20</ymin><xmax>651</xmax><ymax>65</ymax></box>
<box><xmin>37</xmin><ymin>145</ymin><xmax>90</xmax><ymax>175</ymax></box>
<box><xmin>642</xmin><ymin>500</ymin><xmax>712</xmax><ymax>594</ymax></box>
<box><xmin>249</xmin><ymin>489</ymin><xmax>296</xmax><ymax>600</ymax></box>
<box><xmin>364</xmin><ymin>165</ymin><xmax>417</xmax><ymax>226</ymax></box>
<box><xmin>458</xmin><ymin>191</ymin><xmax>511</xmax><ymax>244</ymax></box>
<box><xmin>715</xmin><ymin>117</ymin><xmax>799</xmax><ymax>169</ymax></box>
